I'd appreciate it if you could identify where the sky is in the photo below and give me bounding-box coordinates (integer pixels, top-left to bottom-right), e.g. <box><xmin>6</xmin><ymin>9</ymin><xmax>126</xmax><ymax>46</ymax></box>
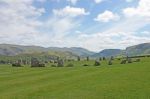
<box><xmin>0</xmin><ymin>0</ymin><xmax>150</xmax><ymax>52</ymax></box>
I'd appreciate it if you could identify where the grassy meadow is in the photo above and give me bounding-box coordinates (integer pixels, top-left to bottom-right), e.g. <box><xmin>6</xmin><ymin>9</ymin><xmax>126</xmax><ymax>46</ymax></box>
<box><xmin>0</xmin><ymin>57</ymin><xmax>150</xmax><ymax>99</ymax></box>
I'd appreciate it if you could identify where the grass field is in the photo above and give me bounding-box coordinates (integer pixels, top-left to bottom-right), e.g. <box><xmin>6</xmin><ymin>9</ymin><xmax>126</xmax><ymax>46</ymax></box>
<box><xmin>0</xmin><ymin>57</ymin><xmax>150</xmax><ymax>99</ymax></box>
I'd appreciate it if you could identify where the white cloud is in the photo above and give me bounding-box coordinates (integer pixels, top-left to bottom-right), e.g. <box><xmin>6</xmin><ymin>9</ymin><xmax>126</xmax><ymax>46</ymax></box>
<box><xmin>0</xmin><ymin>0</ymin><xmax>149</xmax><ymax>52</ymax></box>
<box><xmin>94</xmin><ymin>10</ymin><xmax>120</xmax><ymax>22</ymax></box>
<box><xmin>44</xmin><ymin>16</ymin><xmax>80</xmax><ymax>39</ymax></box>
<box><xmin>0</xmin><ymin>0</ymin><xmax>46</xmax><ymax>44</ymax></box>
<box><xmin>123</xmin><ymin>0</ymin><xmax>150</xmax><ymax>17</ymax></box>
<box><xmin>74</xmin><ymin>30</ymin><xmax>150</xmax><ymax>51</ymax></box>
<box><xmin>53</xmin><ymin>6</ymin><xmax>89</xmax><ymax>17</ymax></box>
<box><xmin>95</xmin><ymin>0</ymin><xmax>103</xmax><ymax>4</ymax></box>
<box><xmin>0</xmin><ymin>0</ymin><xmax>83</xmax><ymax>49</ymax></box>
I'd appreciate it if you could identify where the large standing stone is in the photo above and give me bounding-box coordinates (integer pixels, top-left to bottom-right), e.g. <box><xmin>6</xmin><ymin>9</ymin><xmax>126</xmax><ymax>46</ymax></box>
<box><xmin>94</xmin><ymin>60</ymin><xmax>100</xmax><ymax>66</ymax></box>
<box><xmin>127</xmin><ymin>58</ymin><xmax>132</xmax><ymax>63</ymax></box>
<box><xmin>77</xmin><ymin>56</ymin><xmax>80</xmax><ymax>61</ymax></box>
<box><xmin>31</xmin><ymin>58</ymin><xmax>45</xmax><ymax>67</ymax></box>
<box><xmin>12</xmin><ymin>61</ymin><xmax>22</xmax><ymax>67</ymax></box>
<box><xmin>110</xmin><ymin>56</ymin><xmax>114</xmax><ymax>60</ymax></box>
<box><xmin>22</xmin><ymin>60</ymin><xmax>27</xmax><ymax>65</ymax></box>
<box><xmin>135</xmin><ymin>59</ymin><xmax>140</xmax><ymax>62</ymax></box>
<box><xmin>108</xmin><ymin>60</ymin><xmax>112</xmax><ymax>65</ymax></box>
<box><xmin>57</xmin><ymin>59</ymin><xmax>64</xmax><ymax>67</ymax></box>
<box><xmin>103</xmin><ymin>57</ymin><xmax>106</xmax><ymax>60</ymax></box>
<box><xmin>120</xmin><ymin>60</ymin><xmax>126</xmax><ymax>64</ymax></box>
<box><xmin>87</xmin><ymin>56</ymin><xmax>89</xmax><ymax>61</ymax></box>
<box><xmin>99</xmin><ymin>57</ymin><xmax>102</xmax><ymax>61</ymax></box>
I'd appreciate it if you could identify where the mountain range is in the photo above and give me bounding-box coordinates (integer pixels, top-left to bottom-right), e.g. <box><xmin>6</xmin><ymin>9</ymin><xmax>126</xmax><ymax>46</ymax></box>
<box><xmin>0</xmin><ymin>43</ymin><xmax>150</xmax><ymax>57</ymax></box>
<box><xmin>0</xmin><ymin>44</ymin><xmax>94</xmax><ymax>57</ymax></box>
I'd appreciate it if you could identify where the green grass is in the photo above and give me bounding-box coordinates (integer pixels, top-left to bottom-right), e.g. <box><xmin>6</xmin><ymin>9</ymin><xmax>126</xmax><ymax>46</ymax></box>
<box><xmin>0</xmin><ymin>57</ymin><xmax>150</xmax><ymax>99</ymax></box>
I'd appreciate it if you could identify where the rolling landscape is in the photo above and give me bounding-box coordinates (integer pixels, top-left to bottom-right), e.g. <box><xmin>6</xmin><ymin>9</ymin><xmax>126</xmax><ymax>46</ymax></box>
<box><xmin>0</xmin><ymin>43</ymin><xmax>150</xmax><ymax>99</ymax></box>
<box><xmin>0</xmin><ymin>0</ymin><xmax>150</xmax><ymax>99</ymax></box>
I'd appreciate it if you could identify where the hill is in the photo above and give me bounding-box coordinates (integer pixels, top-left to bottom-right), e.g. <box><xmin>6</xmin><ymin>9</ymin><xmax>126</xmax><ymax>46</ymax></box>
<box><xmin>92</xmin><ymin>49</ymin><xmax>123</xmax><ymax>57</ymax></box>
<box><xmin>0</xmin><ymin>44</ymin><xmax>95</xmax><ymax>57</ymax></box>
<box><xmin>126</xmin><ymin>43</ymin><xmax>150</xmax><ymax>56</ymax></box>
<box><xmin>93</xmin><ymin>43</ymin><xmax>150</xmax><ymax>57</ymax></box>
<box><xmin>48</xmin><ymin>47</ymin><xmax>95</xmax><ymax>56</ymax></box>
<box><xmin>0</xmin><ymin>43</ymin><xmax>149</xmax><ymax>57</ymax></box>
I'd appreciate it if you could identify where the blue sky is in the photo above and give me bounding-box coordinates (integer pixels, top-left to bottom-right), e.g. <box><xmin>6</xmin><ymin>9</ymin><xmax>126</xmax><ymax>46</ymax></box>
<box><xmin>0</xmin><ymin>0</ymin><xmax>149</xmax><ymax>51</ymax></box>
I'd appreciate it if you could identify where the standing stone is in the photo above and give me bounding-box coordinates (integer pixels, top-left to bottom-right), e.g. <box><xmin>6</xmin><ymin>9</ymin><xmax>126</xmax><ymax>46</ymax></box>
<box><xmin>31</xmin><ymin>58</ymin><xmax>39</xmax><ymax>67</ymax></box>
<box><xmin>57</xmin><ymin>59</ymin><xmax>64</xmax><ymax>67</ymax></box>
<box><xmin>31</xmin><ymin>58</ymin><xmax>45</xmax><ymax>67</ymax></box>
<box><xmin>110</xmin><ymin>56</ymin><xmax>114</xmax><ymax>60</ymax></box>
<box><xmin>22</xmin><ymin>60</ymin><xmax>27</xmax><ymax>65</ymax></box>
<box><xmin>12</xmin><ymin>60</ymin><xmax>22</xmax><ymax>67</ymax></box>
<box><xmin>87</xmin><ymin>56</ymin><xmax>89</xmax><ymax>61</ymax></box>
<box><xmin>18</xmin><ymin>59</ymin><xmax>22</xmax><ymax>64</ymax></box>
<box><xmin>120</xmin><ymin>60</ymin><xmax>126</xmax><ymax>64</ymax></box>
<box><xmin>103</xmin><ymin>57</ymin><xmax>106</xmax><ymax>60</ymax></box>
<box><xmin>127</xmin><ymin>58</ymin><xmax>132</xmax><ymax>63</ymax></box>
<box><xmin>108</xmin><ymin>60</ymin><xmax>112</xmax><ymax>65</ymax></box>
<box><xmin>99</xmin><ymin>57</ymin><xmax>102</xmax><ymax>61</ymax></box>
<box><xmin>135</xmin><ymin>59</ymin><xmax>140</xmax><ymax>62</ymax></box>
<box><xmin>77</xmin><ymin>56</ymin><xmax>80</xmax><ymax>61</ymax></box>
<box><xmin>94</xmin><ymin>60</ymin><xmax>100</xmax><ymax>66</ymax></box>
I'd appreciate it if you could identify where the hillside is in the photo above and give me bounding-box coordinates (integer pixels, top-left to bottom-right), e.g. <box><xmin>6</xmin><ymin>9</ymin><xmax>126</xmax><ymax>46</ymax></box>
<box><xmin>92</xmin><ymin>43</ymin><xmax>150</xmax><ymax>57</ymax></box>
<box><xmin>0</xmin><ymin>43</ymin><xmax>149</xmax><ymax>57</ymax></box>
<box><xmin>126</xmin><ymin>43</ymin><xmax>150</xmax><ymax>56</ymax></box>
<box><xmin>92</xmin><ymin>49</ymin><xmax>123</xmax><ymax>57</ymax></box>
<box><xmin>0</xmin><ymin>44</ymin><xmax>95</xmax><ymax>57</ymax></box>
<box><xmin>48</xmin><ymin>47</ymin><xmax>95</xmax><ymax>56</ymax></box>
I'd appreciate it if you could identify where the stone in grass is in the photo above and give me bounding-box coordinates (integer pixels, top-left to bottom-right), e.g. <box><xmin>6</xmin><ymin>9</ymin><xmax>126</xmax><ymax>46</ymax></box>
<box><xmin>57</xmin><ymin>59</ymin><xmax>64</xmax><ymax>67</ymax></box>
<box><xmin>12</xmin><ymin>62</ymin><xmax>22</xmax><ymax>67</ymax></box>
<box><xmin>99</xmin><ymin>57</ymin><xmax>102</xmax><ymax>61</ymax></box>
<box><xmin>110</xmin><ymin>56</ymin><xmax>114</xmax><ymax>60</ymax></box>
<box><xmin>120</xmin><ymin>60</ymin><xmax>126</xmax><ymax>64</ymax></box>
<box><xmin>94</xmin><ymin>60</ymin><xmax>100</xmax><ymax>66</ymax></box>
<box><xmin>87</xmin><ymin>56</ymin><xmax>89</xmax><ymax>61</ymax></box>
<box><xmin>127</xmin><ymin>58</ymin><xmax>132</xmax><ymax>63</ymax></box>
<box><xmin>31</xmin><ymin>58</ymin><xmax>45</xmax><ymax>67</ymax></box>
<box><xmin>108</xmin><ymin>60</ymin><xmax>112</xmax><ymax>65</ymax></box>
<box><xmin>77</xmin><ymin>56</ymin><xmax>80</xmax><ymax>61</ymax></box>
<box><xmin>103</xmin><ymin>57</ymin><xmax>106</xmax><ymax>60</ymax></box>
<box><xmin>134</xmin><ymin>59</ymin><xmax>140</xmax><ymax>62</ymax></box>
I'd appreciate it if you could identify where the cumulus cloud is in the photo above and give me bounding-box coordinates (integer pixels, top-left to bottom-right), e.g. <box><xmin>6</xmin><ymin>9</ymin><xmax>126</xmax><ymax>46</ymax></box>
<box><xmin>0</xmin><ymin>0</ymin><xmax>46</xmax><ymax>44</ymax></box>
<box><xmin>94</xmin><ymin>10</ymin><xmax>120</xmax><ymax>22</ymax></box>
<box><xmin>95</xmin><ymin>0</ymin><xmax>103</xmax><ymax>4</ymax></box>
<box><xmin>44</xmin><ymin>16</ymin><xmax>80</xmax><ymax>39</ymax></box>
<box><xmin>123</xmin><ymin>0</ymin><xmax>150</xmax><ymax>17</ymax></box>
<box><xmin>0</xmin><ymin>0</ymin><xmax>149</xmax><ymax>51</ymax></box>
<box><xmin>53</xmin><ymin>6</ymin><xmax>89</xmax><ymax>17</ymax></box>
<box><xmin>0</xmin><ymin>0</ymin><xmax>83</xmax><ymax>48</ymax></box>
<box><xmin>74</xmin><ymin>30</ymin><xmax>150</xmax><ymax>51</ymax></box>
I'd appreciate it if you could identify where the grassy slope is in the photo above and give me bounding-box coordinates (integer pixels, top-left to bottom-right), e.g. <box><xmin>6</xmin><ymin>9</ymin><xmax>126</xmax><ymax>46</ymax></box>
<box><xmin>0</xmin><ymin>58</ymin><xmax>150</xmax><ymax>99</ymax></box>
